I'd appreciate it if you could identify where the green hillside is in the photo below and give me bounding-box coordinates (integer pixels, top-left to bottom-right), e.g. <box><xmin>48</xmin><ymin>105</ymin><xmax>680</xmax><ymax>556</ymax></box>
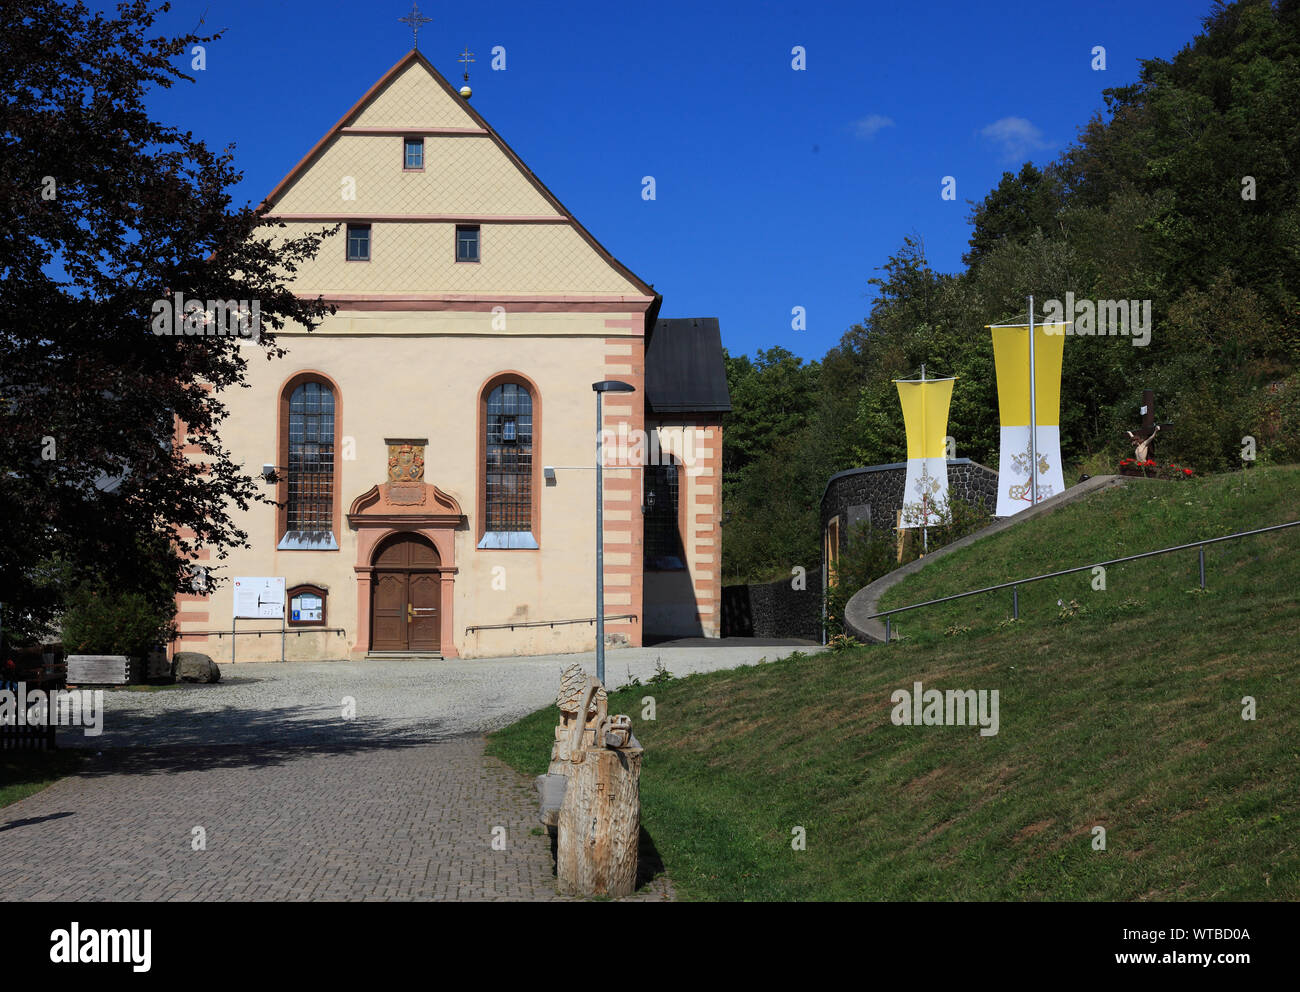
<box><xmin>489</xmin><ymin>465</ymin><xmax>1300</xmax><ymax>900</ymax></box>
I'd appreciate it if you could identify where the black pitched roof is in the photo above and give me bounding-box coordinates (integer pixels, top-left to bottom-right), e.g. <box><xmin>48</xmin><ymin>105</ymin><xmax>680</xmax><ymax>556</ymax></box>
<box><xmin>644</xmin><ymin>317</ymin><xmax>732</xmax><ymax>415</ymax></box>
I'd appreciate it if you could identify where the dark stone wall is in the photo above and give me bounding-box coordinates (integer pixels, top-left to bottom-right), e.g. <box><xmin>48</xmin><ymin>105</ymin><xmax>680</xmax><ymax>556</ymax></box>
<box><xmin>718</xmin><ymin>460</ymin><xmax>996</xmax><ymax>643</ymax></box>
<box><xmin>721</xmin><ymin>568</ymin><xmax>823</xmax><ymax>642</ymax></box>
<box><xmin>820</xmin><ymin>458</ymin><xmax>998</xmax><ymax>549</ymax></box>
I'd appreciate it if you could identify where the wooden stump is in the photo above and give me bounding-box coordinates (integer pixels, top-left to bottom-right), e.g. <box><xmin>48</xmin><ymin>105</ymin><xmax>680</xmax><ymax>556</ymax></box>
<box><xmin>556</xmin><ymin>746</ymin><xmax>641</xmax><ymax>898</ymax></box>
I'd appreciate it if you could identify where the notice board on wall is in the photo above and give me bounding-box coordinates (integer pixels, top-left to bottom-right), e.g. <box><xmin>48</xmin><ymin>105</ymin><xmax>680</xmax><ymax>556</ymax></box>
<box><xmin>233</xmin><ymin>577</ymin><xmax>285</xmax><ymax>620</ymax></box>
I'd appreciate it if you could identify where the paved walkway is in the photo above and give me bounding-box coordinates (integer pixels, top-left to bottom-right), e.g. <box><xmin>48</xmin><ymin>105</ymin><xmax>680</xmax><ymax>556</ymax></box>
<box><xmin>1</xmin><ymin>739</ymin><xmax>587</xmax><ymax>901</ymax></box>
<box><xmin>0</xmin><ymin>643</ymin><xmax>816</xmax><ymax>900</ymax></box>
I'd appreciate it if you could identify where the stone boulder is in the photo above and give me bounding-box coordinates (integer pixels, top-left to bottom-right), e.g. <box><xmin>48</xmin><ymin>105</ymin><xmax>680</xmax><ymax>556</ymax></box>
<box><xmin>174</xmin><ymin>652</ymin><xmax>221</xmax><ymax>684</ymax></box>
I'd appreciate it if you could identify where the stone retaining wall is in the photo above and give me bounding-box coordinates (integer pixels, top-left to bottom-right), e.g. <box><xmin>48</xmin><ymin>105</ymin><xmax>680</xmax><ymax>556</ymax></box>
<box><xmin>721</xmin><ymin>569</ymin><xmax>823</xmax><ymax>641</ymax></box>
<box><xmin>820</xmin><ymin>458</ymin><xmax>998</xmax><ymax>545</ymax></box>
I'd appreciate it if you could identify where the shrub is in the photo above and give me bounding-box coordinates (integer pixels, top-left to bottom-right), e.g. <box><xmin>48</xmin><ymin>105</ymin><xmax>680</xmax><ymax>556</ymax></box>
<box><xmin>824</xmin><ymin>494</ymin><xmax>994</xmax><ymax>638</ymax></box>
<box><xmin>60</xmin><ymin>584</ymin><xmax>175</xmax><ymax>656</ymax></box>
<box><xmin>917</xmin><ymin>492</ymin><xmax>994</xmax><ymax>548</ymax></box>
<box><xmin>1252</xmin><ymin>372</ymin><xmax>1300</xmax><ymax>465</ymax></box>
<box><xmin>824</xmin><ymin>522</ymin><xmax>898</xmax><ymax>639</ymax></box>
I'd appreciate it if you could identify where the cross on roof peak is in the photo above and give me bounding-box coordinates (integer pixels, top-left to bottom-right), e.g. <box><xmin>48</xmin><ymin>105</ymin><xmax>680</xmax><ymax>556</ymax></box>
<box><xmin>398</xmin><ymin>2</ymin><xmax>433</xmax><ymax>49</ymax></box>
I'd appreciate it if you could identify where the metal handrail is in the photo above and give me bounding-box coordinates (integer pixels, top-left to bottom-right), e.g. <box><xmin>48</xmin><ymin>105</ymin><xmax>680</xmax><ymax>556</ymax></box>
<box><xmin>171</xmin><ymin>628</ymin><xmax>348</xmax><ymax>638</ymax></box>
<box><xmin>465</xmin><ymin>613</ymin><xmax>637</xmax><ymax>634</ymax></box>
<box><xmin>868</xmin><ymin>518</ymin><xmax>1300</xmax><ymax>639</ymax></box>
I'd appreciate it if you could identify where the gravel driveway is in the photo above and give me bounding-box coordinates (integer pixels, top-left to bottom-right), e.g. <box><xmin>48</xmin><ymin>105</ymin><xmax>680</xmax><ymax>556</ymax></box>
<box><xmin>77</xmin><ymin>642</ymin><xmax>817</xmax><ymax>750</ymax></box>
<box><xmin>0</xmin><ymin>642</ymin><xmax>816</xmax><ymax>901</ymax></box>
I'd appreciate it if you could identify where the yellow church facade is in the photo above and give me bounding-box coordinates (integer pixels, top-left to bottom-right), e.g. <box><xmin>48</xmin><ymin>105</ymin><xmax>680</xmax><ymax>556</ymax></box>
<box><xmin>173</xmin><ymin>51</ymin><xmax>729</xmax><ymax>661</ymax></box>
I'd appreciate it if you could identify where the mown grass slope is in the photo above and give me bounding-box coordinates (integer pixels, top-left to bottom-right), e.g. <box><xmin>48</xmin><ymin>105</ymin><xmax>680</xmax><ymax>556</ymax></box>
<box><xmin>488</xmin><ymin>465</ymin><xmax>1300</xmax><ymax>900</ymax></box>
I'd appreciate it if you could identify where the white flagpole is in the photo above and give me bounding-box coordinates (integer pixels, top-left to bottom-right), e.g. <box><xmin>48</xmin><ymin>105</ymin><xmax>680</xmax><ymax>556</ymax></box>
<box><xmin>1028</xmin><ymin>295</ymin><xmax>1038</xmax><ymax>507</ymax></box>
<box><xmin>920</xmin><ymin>363</ymin><xmax>928</xmax><ymax>554</ymax></box>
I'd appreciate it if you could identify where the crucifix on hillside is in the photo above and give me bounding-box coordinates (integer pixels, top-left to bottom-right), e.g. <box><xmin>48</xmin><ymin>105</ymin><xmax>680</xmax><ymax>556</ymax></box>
<box><xmin>399</xmin><ymin>2</ymin><xmax>433</xmax><ymax>49</ymax></box>
<box><xmin>1122</xmin><ymin>388</ymin><xmax>1172</xmax><ymax>464</ymax></box>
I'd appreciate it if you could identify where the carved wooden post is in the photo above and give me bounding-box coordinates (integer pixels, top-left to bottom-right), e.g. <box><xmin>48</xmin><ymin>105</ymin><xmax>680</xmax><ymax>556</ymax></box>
<box><xmin>556</xmin><ymin>745</ymin><xmax>641</xmax><ymax>897</ymax></box>
<box><xmin>537</xmin><ymin>664</ymin><xmax>642</xmax><ymax>898</ymax></box>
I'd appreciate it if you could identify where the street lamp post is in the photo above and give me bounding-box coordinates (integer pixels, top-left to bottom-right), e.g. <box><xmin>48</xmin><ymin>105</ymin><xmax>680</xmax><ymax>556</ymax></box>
<box><xmin>592</xmin><ymin>380</ymin><xmax>635</xmax><ymax>685</ymax></box>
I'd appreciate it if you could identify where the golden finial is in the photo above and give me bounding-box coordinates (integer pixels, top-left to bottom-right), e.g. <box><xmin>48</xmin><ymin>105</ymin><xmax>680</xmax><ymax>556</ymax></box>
<box><xmin>457</xmin><ymin>46</ymin><xmax>475</xmax><ymax>98</ymax></box>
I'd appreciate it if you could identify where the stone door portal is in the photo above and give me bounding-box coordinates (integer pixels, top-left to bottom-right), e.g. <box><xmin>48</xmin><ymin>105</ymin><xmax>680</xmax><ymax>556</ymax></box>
<box><xmin>369</xmin><ymin>532</ymin><xmax>442</xmax><ymax>652</ymax></box>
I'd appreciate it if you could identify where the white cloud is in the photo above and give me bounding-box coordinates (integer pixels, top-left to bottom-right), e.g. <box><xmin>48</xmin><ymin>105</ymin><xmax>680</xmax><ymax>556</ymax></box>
<box><xmin>852</xmin><ymin>114</ymin><xmax>895</xmax><ymax>140</ymax></box>
<box><xmin>979</xmin><ymin>116</ymin><xmax>1052</xmax><ymax>162</ymax></box>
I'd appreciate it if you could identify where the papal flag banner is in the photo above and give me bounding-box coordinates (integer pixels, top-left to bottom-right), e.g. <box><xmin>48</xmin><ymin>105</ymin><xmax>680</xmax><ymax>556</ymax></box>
<box><xmin>895</xmin><ymin>376</ymin><xmax>955</xmax><ymax>528</ymax></box>
<box><xmin>989</xmin><ymin>322</ymin><xmax>1068</xmax><ymax>516</ymax></box>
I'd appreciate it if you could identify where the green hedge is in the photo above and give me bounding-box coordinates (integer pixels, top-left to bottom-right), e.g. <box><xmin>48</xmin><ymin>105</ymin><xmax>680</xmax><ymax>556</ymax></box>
<box><xmin>60</xmin><ymin>584</ymin><xmax>175</xmax><ymax>656</ymax></box>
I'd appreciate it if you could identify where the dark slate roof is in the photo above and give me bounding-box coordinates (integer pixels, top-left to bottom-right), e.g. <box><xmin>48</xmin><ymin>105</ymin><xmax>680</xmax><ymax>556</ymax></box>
<box><xmin>644</xmin><ymin>317</ymin><xmax>732</xmax><ymax>414</ymax></box>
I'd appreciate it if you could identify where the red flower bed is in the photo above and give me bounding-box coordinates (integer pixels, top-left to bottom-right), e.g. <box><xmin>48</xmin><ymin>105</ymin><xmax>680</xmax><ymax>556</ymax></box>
<box><xmin>1118</xmin><ymin>458</ymin><xmax>1195</xmax><ymax>480</ymax></box>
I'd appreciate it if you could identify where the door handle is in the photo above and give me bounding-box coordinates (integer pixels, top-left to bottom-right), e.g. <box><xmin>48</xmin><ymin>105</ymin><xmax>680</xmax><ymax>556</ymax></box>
<box><xmin>407</xmin><ymin>603</ymin><xmax>413</xmax><ymax>623</ymax></box>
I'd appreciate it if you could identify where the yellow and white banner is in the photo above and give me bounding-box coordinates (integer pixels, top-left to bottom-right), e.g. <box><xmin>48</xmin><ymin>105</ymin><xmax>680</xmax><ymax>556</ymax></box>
<box><xmin>895</xmin><ymin>377</ymin><xmax>955</xmax><ymax>528</ymax></box>
<box><xmin>989</xmin><ymin>323</ymin><xmax>1067</xmax><ymax>516</ymax></box>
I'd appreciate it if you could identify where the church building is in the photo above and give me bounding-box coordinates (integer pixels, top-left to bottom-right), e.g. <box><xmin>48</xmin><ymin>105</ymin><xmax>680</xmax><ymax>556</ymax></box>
<box><xmin>173</xmin><ymin>49</ymin><xmax>730</xmax><ymax>661</ymax></box>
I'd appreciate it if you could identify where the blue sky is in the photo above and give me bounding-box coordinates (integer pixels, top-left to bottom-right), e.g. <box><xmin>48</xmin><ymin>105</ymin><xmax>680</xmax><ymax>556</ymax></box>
<box><xmin>145</xmin><ymin>0</ymin><xmax>1212</xmax><ymax>361</ymax></box>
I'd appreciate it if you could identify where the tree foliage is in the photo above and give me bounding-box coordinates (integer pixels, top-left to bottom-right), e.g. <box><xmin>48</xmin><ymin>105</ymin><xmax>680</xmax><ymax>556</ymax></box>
<box><xmin>0</xmin><ymin>1</ymin><xmax>336</xmax><ymax>642</ymax></box>
<box><xmin>723</xmin><ymin>0</ymin><xmax>1299</xmax><ymax>583</ymax></box>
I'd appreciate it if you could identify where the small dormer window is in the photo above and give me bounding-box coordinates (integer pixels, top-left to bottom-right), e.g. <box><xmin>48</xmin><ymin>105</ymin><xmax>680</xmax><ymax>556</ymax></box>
<box><xmin>404</xmin><ymin>137</ymin><xmax>424</xmax><ymax>170</ymax></box>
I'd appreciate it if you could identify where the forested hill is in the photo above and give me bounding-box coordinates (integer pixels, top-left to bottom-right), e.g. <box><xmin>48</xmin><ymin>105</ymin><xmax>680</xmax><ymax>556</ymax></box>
<box><xmin>722</xmin><ymin>0</ymin><xmax>1300</xmax><ymax>585</ymax></box>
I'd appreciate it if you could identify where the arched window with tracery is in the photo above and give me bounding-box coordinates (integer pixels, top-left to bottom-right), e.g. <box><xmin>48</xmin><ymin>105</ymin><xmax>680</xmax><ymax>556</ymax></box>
<box><xmin>278</xmin><ymin>373</ymin><xmax>340</xmax><ymax>550</ymax></box>
<box><xmin>478</xmin><ymin>374</ymin><xmax>539</xmax><ymax>549</ymax></box>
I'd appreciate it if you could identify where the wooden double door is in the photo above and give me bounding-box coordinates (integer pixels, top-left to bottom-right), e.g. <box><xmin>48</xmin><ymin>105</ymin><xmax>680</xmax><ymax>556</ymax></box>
<box><xmin>370</xmin><ymin>533</ymin><xmax>441</xmax><ymax>652</ymax></box>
